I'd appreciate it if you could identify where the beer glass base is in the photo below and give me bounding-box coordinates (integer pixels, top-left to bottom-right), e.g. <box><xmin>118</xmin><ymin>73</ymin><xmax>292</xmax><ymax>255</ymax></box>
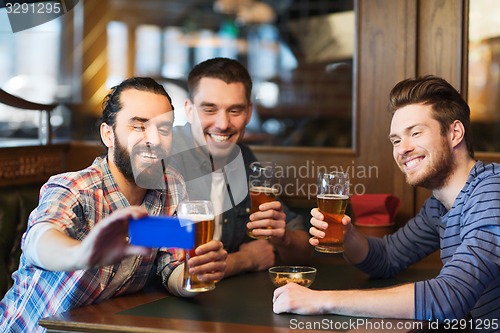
<box><xmin>247</xmin><ymin>229</ymin><xmax>271</xmax><ymax>240</ymax></box>
<box><xmin>183</xmin><ymin>284</ymin><xmax>216</xmax><ymax>292</ymax></box>
<box><xmin>248</xmin><ymin>234</ymin><xmax>271</xmax><ymax>240</ymax></box>
<box><xmin>314</xmin><ymin>245</ymin><xmax>344</xmax><ymax>254</ymax></box>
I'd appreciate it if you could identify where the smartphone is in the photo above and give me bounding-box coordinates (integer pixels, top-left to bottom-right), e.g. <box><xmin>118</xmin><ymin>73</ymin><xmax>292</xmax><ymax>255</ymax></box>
<box><xmin>128</xmin><ymin>216</ymin><xmax>194</xmax><ymax>249</ymax></box>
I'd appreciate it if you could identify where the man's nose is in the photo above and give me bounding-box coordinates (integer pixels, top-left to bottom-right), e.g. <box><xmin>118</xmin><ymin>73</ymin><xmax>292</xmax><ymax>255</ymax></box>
<box><xmin>144</xmin><ymin>126</ymin><xmax>161</xmax><ymax>147</ymax></box>
<box><xmin>214</xmin><ymin>111</ymin><xmax>230</xmax><ymax>130</ymax></box>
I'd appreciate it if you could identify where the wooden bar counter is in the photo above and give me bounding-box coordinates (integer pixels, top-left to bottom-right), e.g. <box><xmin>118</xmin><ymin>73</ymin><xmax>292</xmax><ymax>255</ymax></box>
<box><xmin>39</xmin><ymin>254</ymin><xmax>440</xmax><ymax>333</ymax></box>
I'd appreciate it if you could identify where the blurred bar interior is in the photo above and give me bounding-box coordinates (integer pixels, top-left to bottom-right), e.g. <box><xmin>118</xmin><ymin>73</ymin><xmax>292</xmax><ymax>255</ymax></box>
<box><xmin>1</xmin><ymin>0</ymin><xmax>500</xmax><ymax>229</ymax></box>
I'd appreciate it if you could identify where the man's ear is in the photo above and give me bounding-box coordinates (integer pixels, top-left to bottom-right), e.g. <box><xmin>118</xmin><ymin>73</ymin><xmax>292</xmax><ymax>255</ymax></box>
<box><xmin>100</xmin><ymin>122</ymin><xmax>114</xmax><ymax>148</ymax></box>
<box><xmin>245</xmin><ymin>102</ymin><xmax>253</xmax><ymax>125</ymax></box>
<box><xmin>449</xmin><ymin>120</ymin><xmax>466</xmax><ymax>149</ymax></box>
<box><xmin>185</xmin><ymin>99</ymin><xmax>194</xmax><ymax>124</ymax></box>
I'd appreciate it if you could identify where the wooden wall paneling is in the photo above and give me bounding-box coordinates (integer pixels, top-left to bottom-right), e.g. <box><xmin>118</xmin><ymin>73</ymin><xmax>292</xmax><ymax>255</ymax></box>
<box><xmin>81</xmin><ymin>0</ymin><xmax>111</xmax><ymax>117</ymax></box>
<box><xmin>388</xmin><ymin>0</ymin><xmax>419</xmax><ymax>225</ymax></box>
<box><xmin>127</xmin><ymin>25</ymin><xmax>136</xmax><ymax>78</ymax></box>
<box><xmin>253</xmin><ymin>0</ymin><xmax>422</xmax><ymax>224</ymax></box>
<box><xmin>0</xmin><ymin>145</ymin><xmax>69</xmax><ymax>187</ymax></box>
<box><xmin>60</xmin><ymin>2</ymin><xmax>78</xmax><ymax>101</ymax></box>
<box><xmin>0</xmin><ymin>142</ymin><xmax>105</xmax><ymax>188</ymax></box>
<box><xmin>415</xmin><ymin>0</ymin><xmax>466</xmax><ymax>210</ymax></box>
<box><xmin>66</xmin><ymin>141</ymin><xmax>107</xmax><ymax>172</ymax></box>
<box><xmin>476</xmin><ymin>152</ymin><xmax>500</xmax><ymax>165</ymax></box>
<box><xmin>418</xmin><ymin>0</ymin><xmax>465</xmax><ymax>87</ymax></box>
<box><xmin>251</xmin><ymin>147</ymin><xmax>356</xmax><ymax>211</ymax></box>
<box><xmin>357</xmin><ymin>0</ymin><xmax>418</xmax><ymax>225</ymax></box>
<box><xmin>64</xmin><ymin>1</ymin><xmax>112</xmax><ymax>141</ymax></box>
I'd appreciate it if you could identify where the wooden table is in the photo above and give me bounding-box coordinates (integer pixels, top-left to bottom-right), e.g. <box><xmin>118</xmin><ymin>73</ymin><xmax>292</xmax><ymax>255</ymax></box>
<box><xmin>40</xmin><ymin>254</ymin><xmax>440</xmax><ymax>333</ymax></box>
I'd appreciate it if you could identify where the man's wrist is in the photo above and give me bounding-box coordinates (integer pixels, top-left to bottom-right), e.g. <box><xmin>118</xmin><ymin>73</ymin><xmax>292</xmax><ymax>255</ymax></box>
<box><xmin>270</xmin><ymin>229</ymin><xmax>290</xmax><ymax>248</ymax></box>
<box><xmin>227</xmin><ymin>250</ymin><xmax>255</xmax><ymax>274</ymax></box>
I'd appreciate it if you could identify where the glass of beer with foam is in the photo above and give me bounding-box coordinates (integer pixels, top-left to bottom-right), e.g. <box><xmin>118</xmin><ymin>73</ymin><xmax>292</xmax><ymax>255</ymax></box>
<box><xmin>315</xmin><ymin>171</ymin><xmax>350</xmax><ymax>253</ymax></box>
<box><xmin>178</xmin><ymin>200</ymin><xmax>216</xmax><ymax>292</ymax></box>
<box><xmin>247</xmin><ymin>161</ymin><xmax>280</xmax><ymax>239</ymax></box>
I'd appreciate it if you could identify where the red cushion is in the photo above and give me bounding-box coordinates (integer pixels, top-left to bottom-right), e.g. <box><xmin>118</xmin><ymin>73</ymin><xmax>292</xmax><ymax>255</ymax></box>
<box><xmin>350</xmin><ymin>194</ymin><xmax>400</xmax><ymax>227</ymax></box>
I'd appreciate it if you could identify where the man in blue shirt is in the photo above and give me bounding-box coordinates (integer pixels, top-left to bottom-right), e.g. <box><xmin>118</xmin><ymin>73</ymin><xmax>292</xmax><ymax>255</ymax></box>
<box><xmin>273</xmin><ymin>76</ymin><xmax>500</xmax><ymax>329</ymax></box>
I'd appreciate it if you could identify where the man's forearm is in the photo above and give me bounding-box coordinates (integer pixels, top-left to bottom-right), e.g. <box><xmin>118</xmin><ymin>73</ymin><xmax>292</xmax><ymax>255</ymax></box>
<box><xmin>274</xmin><ymin>282</ymin><xmax>415</xmax><ymax>319</ymax></box>
<box><xmin>321</xmin><ymin>283</ymin><xmax>415</xmax><ymax>318</ymax></box>
<box><xmin>342</xmin><ymin>226</ymin><xmax>370</xmax><ymax>265</ymax></box>
<box><xmin>36</xmin><ymin>228</ymin><xmax>82</xmax><ymax>271</ymax></box>
<box><xmin>224</xmin><ymin>251</ymin><xmax>255</xmax><ymax>277</ymax></box>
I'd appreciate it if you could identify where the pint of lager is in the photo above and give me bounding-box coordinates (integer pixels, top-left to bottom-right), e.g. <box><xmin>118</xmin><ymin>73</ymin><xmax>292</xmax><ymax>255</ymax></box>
<box><xmin>316</xmin><ymin>172</ymin><xmax>350</xmax><ymax>253</ymax></box>
<box><xmin>316</xmin><ymin>194</ymin><xmax>349</xmax><ymax>253</ymax></box>
<box><xmin>250</xmin><ymin>186</ymin><xmax>278</xmax><ymax>214</ymax></box>
<box><xmin>179</xmin><ymin>201</ymin><xmax>216</xmax><ymax>292</ymax></box>
<box><xmin>247</xmin><ymin>162</ymin><xmax>279</xmax><ymax>239</ymax></box>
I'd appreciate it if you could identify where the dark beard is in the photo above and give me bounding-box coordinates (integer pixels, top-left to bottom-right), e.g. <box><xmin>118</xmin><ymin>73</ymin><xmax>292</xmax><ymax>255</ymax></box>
<box><xmin>113</xmin><ymin>137</ymin><xmax>135</xmax><ymax>183</ymax></box>
<box><xmin>408</xmin><ymin>139</ymin><xmax>454</xmax><ymax>190</ymax></box>
<box><xmin>113</xmin><ymin>134</ymin><xmax>169</xmax><ymax>189</ymax></box>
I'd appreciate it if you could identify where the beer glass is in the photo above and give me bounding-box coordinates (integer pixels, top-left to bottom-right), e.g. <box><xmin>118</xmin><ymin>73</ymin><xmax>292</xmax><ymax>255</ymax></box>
<box><xmin>247</xmin><ymin>161</ymin><xmax>279</xmax><ymax>239</ymax></box>
<box><xmin>178</xmin><ymin>200</ymin><xmax>216</xmax><ymax>292</ymax></box>
<box><xmin>315</xmin><ymin>171</ymin><xmax>350</xmax><ymax>253</ymax></box>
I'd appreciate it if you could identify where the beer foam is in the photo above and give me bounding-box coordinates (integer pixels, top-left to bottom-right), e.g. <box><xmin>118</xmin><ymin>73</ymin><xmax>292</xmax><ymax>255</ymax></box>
<box><xmin>178</xmin><ymin>214</ymin><xmax>214</xmax><ymax>227</ymax></box>
<box><xmin>317</xmin><ymin>194</ymin><xmax>349</xmax><ymax>200</ymax></box>
<box><xmin>178</xmin><ymin>213</ymin><xmax>214</xmax><ymax>221</ymax></box>
<box><xmin>249</xmin><ymin>186</ymin><xmax>279</xmax><ymax>194</ymax></box>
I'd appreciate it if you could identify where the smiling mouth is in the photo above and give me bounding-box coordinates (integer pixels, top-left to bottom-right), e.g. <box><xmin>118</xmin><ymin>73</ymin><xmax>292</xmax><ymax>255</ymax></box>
<box><xmin>138</xmin><ymin>151</ymin><xmax>159</xmax><ymax>160</ymax></box>
<box><xmin>209</xmin><ymin>133</ymin><xmax>231</xmax><ymax>143</ymax></box>
<box><xmin>404</xmin><ymin>157</ymin><xmax>424</xmax><ymax>170</ymax></box>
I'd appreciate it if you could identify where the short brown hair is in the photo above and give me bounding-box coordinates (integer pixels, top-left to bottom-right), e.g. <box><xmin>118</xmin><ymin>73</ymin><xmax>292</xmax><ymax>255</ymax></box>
<box><xmin>388</xmin><ymin>75</ymin><xmax>474</xmax><ymax>158</ymax></box>
<box><xmin>187</xmin><ymin>57</ymin><xmax>252</xmax><ymax>103</ymax></box>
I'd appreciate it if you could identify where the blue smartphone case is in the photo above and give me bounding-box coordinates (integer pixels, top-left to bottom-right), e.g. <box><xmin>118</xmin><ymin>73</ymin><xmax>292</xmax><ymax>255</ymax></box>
<box><xmin>128</xmin><ymin>216</ymin><xmax>194</xmax><ymax>249</ymax></box>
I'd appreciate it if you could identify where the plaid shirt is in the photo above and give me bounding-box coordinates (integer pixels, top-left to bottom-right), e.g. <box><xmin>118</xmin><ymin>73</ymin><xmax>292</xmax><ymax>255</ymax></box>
<box><xmin>0</xmin><ymin>156</ymin><xmax>186</xmax><ymax>333</ymax></box>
